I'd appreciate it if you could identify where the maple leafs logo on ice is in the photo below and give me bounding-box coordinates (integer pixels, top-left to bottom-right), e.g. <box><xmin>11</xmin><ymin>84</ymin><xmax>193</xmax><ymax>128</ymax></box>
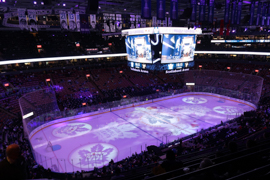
<box><xmin>78</xmin><ymin>144</ymin><xmax>113</xmax><ymax>166</ymax></box>
<box><xmin>52</xmin><ymin>123</ymin><xmax>92</xmax><ymax>138</ymax></box>
<box><xmin>93</xmin><ymin>122</ymin><xmax>138</xmax><ymax>142</ymax></box>
<box><xmin>69</xmin><ymin>143</ymin><xmax>118</xmax><ymax>169</ymax></box>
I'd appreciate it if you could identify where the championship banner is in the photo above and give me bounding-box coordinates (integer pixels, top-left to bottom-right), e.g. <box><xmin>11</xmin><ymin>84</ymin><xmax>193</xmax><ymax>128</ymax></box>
<box><xmin>236</xmin><ymin>0</ymin><xmax>242</xmax><ymax>25</ymax></box>
<box><xmin>249</xmin><ymin>0</ymin><xmax>255</xmax><ymax>26</ymax></box>
<box><xmin>80</xmin><ymin>14</ymin><xmax>90</xmax><ymax>34</ymax></box>
<box><xmin>199</xmin><ymin>0</ymin><xmax>206</xmax><ymax>22</ymax></box>
<box><xmin>168</xmin><ymin>17</ymin><xmax>173</xmax><ymax>27</ymax></box>
<box><xmin>170</xmin><ymin>0</ymin><xmax>178</xmax><ymax>20</ymax></box>
<box><xmin>141</xmin><ymin>0</ymin><xmax>151</xmax><ymax>19</ymax></box>
<box><xmin>256</xmin><ymin>2</ymin><xmax>262</xmax><ymax>26</ymax></box>
<box><xmin>68</xmin><ymin>12</ymin><xmax>76</xmax><ymax>30</ymax></box>
<box><xmin>103</xmin><ymin>13</ymin><xmax>110</xmax><ymax>32</ymax></box>
<box><xmin>76</xmin><ymin>12</ymin><xmax>80</xmax><ymax>32</ymax></box>
<box><xmin>157</xmin><ymin>20</ymin><xmax>161</xmax><ymax>27</ymax></box>
<box><xmin>163</xmin><ymin>17</ymin><xmax>167</xmax><ymax>27</ymax></box>
<box><xmin>110</xmin><ymin>14</ymin><xmax>115</xmax><ymax>32</ymax></box>
<box><xmin>130</xmin><ymin>15</ymin><xmax>136</xmax><ymax>29</ymax></box>
<box><xmin>230</xmin><ymin>0</ymin><xmax>237</xmax><ymax>25</ymax></box>
<box><xmin>157</xmin><ymin>0</ymin><xmax>165</xmax><ymax>20</ymax></box>
<box><xmin>208</xmin><ymin>0</ymin><xmax>214</xmax><ymax>23</ymax></box>
<box><xmin>226</xmin><ymin>20</ymin><xmax>230</xmax><ymax>36</ymax></box>
<box><xmin>152</xmin><ymin>16</ymin><xmax>157</xmax><ymax>26</ymax></box>
<box><xmin>224</xmin><ymin>0</ymin><xmax>230</xmax><ymax>24</ymax></box>
<box><xmin>267</xmin><ymin>3</ymin><xmax>270</xmax><ymax>26</ymax></box>
<box><xmin>136</xmin><ymin>15</ymin><xmax>141</xmax><ymax>28</ymax></box>
<box><xmin>60</xmin><ymin>11</ymin><xmax>68</xmax><ymax>30</ymax></box>
<box><xmin>190</xmin><ymin>0</ymin><xmax>197</xmax><ymax>22</ymax></box>
<box><xmin>27</xmin><ymin>9</ymin><xmax>37</xmax><ymax>31</ymax></box>
<box><xmin>90</xmin><ymin>14</ymin><xmax>96</xmax><ymax>29</ymax></box>
<box><xmin>261</xmin><ymin>3</ymin><xmax>267</xmax><ymax>26</ymax></box>
<box><xmin>116</xmin><ymin>14</ymin><xmax>122</xmax><ymax>30</ymax></box>
<box><xmin>17</xmin><ymin>8</ymin><xmax>27</xmax><ymax>30</ymax></box>
<box><xmin>141</xmin><ymin>19</ymin><xmax>146</xmax><ymax>27</ymax></box>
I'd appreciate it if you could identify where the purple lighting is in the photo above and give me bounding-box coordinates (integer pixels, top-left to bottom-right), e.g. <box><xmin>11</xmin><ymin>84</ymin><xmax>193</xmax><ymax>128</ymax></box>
<box><xmin>41</xmin><ymin>2</ymin><xmax>44</xmax><ymax>5</ymax></box>
<box><xmin>243</xmin><ymin>1</ymin><xmax>251</xmax><ymax>4</ymax></box>
<box><xmin>75</xmin><ymin>4</ymin><xmax>78</xmax><ymax>7</ymax></box>
<box><xmin>2</xmin><ymin>0</ymin><xmax>5</xmax><ymax>2</ymax></box>
<box><xmin>63</xmin><ymin>3</ymin><xmax>66</xmax><ymax>6</ymax></box>
<box><xmin>33</xmin><ymin>1</ymin><xmax>37</xmax><ymax>4</ymax></box>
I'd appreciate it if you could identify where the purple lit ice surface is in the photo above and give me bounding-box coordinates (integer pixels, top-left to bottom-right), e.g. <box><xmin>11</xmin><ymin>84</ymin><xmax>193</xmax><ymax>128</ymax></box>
<box><xmin>30</xmin><ymin>94</ymin><xmax>255</xmax><ymax>173</ymax></box>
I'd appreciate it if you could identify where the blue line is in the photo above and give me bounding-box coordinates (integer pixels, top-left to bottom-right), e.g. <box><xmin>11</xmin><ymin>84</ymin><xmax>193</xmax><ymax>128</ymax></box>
<box><xmin>111</xmin><ymin>111</ymin><xmax>163</xmax><ymax>142</ymax></box>
<box><xmin>152</xmin><ymin>102</ymin><xmax>214</xmax><ymax>125</ymax></box>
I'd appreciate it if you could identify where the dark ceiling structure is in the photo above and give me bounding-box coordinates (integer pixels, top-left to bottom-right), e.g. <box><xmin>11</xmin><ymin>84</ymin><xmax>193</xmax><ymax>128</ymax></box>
<box><xmin>1</xmin><ymin>0</ymin><xmax>264</xmax><ymax>19</ymax></box>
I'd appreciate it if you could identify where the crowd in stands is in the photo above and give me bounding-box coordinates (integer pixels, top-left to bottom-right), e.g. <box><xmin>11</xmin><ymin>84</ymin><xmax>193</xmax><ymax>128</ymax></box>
<box><xmin>0</xmin><ymin>31</ymin><xmax>124</xmax><ymax>60</ymax></box>
<box><xmin>0</xmin><ymin>40</ymin><xmax>270</xmax><ymax>178</ymax></box>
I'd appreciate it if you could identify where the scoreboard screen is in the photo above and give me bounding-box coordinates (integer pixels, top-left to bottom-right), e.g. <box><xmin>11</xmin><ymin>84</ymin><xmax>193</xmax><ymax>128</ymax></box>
<box><xmin>161</xmin><ymin>35</ymin><xmax>196</xmax><ymax>63</ymax></box>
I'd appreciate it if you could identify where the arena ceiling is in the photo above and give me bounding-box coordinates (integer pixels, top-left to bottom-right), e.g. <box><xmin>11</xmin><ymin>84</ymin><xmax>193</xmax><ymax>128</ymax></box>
<box><xmin>1</xmin><ymin>0</ymin><xmax>269</xmax><ymax>21</ymax></box>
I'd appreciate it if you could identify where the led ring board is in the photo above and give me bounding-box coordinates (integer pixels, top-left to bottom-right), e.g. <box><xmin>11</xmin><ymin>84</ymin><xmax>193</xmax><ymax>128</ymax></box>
<box><xmin>122</xmin><ymin>27</ymin><xmax>202</xmax><ymax>73</ymax></box>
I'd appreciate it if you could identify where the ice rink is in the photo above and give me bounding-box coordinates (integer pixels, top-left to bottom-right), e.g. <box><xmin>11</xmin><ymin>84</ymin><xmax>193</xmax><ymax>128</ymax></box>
<box><xmin>29</xmin><ymin>93</ymin><xmax>256</xmax><ymax>173</ymax></box>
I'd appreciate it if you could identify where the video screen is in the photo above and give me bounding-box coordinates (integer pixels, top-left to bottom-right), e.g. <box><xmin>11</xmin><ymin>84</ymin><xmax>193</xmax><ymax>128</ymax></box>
<box><xmin>161</xmin><ymin>34</ymin><xmax>196</xmax><ymax>63</ymax></box>
<box><xmin>125</xmin><ymin>35</ymin><xmax>152</xmax><ymax>63</ymax></box>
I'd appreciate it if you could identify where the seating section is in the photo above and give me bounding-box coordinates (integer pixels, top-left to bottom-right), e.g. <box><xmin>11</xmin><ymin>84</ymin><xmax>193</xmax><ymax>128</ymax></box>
<box><xmin>0</xmin><ymin>60</ymin><xmax>269</xmax><ymax>179</ymax></box>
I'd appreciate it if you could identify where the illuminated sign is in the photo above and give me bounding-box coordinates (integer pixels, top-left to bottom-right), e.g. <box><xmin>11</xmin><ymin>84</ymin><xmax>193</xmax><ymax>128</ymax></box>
<box><xmin>23</xmin><ymin>112</ymin><xmax>34</xmax><ymax>119</ymax></box>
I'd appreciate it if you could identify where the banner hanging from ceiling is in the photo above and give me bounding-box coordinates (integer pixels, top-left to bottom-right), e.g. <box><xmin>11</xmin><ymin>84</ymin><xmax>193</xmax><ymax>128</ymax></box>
<box><xmin>75</xmin><ymin>12</ymin><xmax>80</xmax><ymax>32</ymax></box>
<box><xmin>110</xmin><ymin>14</ymin><xmax>115</xmax><ymax>32</ymax></box>
<box><xmin>90</xmin><ymin>14</ymin><xmax>96</xmax><ymax>29</ymax></box>
<box><xmin>136</xmin><ymin>15</ymin><xmax>141</xmax><ymax>28</ymax></box>
<box><xmin>199</xmin><ymin>0</ymin><xmax>206</xmax><ymax>22</ymax></box>
<box><xmin>267</xmin><ymin>3</ymin><xmax>270</xmax><ymax>26</ymax></box>
<box><xmin>168</xmin><ymin>17</ymin><xmax>173</xmax><ymax>26</ymax></box>
<box><xmin>27</xmin><ymin>9</ymin><xmax>37</xmax><ymax>31</ymax></box>
<box><xmin>17</xmin><ymin>8</ymin><xmax>27</xmax><ymax>30</ymax></box>
<box><xmin>261</xmin><ymin>2</ymin><xmax>267</xmax><ymax>26</ymax></box>
<box><xmin>157</xmin><ymin>0</ymin><xmax>165</xmax><ymax>20</ymax></box>
<box><xmin>249</xmin><ymin>0</ymin><xmax>255</xmax><ymax>26</ymax></box>
<box><xmin>141</xmin><ymin>0</ymin><xmax>151</xmax><ymax>19</ymax></box>
<box><xmin>130</xmin><ymin>15</ymin><xmax>136</xmax><ymax>29</ymax></box>
<box><xmin>256</xmin><ymin>2</ymin><xmax>262</xmax><ymax>26</ymax></box>
<box><xmin>152</xmin><ymin>16</ymin><xmax>157</xmax><ymax>26</ymax></box>
<box><xmin>116</xmin><ymin>14</ymin><xmax>122</xmax><ymax>30</ymax></box>
<box><xmin>170</xmin><ymin>0</ymin><xmax>178</xmax><ymax>20</ymax></box>
<box><xmin>68</xmin><ymin>12</ymin><xmax>76</xmax><ymax>30</ymax></box>
<box><xmin>230</xmin><ymin>0</ymin><xmax>237</xmax><ymax>25</ymax></box>
<box><xmin>224</xmin><ymin>0</ymin><xmax>230</xmax><ymax>24</ymax></box>
<box><xmin>208</xmin><ymin>0</ymin><xmax>214</xmax><ymax>23</ymax></box>
<box><xmin>60</xmin><ymin>11</ymin><xmax>68</xmax><ymax>30</ymax></box>
<box><xmin>190</xmin><ymin>0</ymin><xmax>197</xmax><ymax>22</ymax></box>
<box><xmin>236</xmin><ymin>0</ymin><xmax>242</xmax><ymax>25</ymax></box>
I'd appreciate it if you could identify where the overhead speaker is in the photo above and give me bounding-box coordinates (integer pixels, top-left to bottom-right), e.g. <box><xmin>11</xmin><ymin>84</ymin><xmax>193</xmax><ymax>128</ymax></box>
<box><xmin>88</xmin><ymin>0</ymin><xmax>99</xmax><ymax>14</ymax></box>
